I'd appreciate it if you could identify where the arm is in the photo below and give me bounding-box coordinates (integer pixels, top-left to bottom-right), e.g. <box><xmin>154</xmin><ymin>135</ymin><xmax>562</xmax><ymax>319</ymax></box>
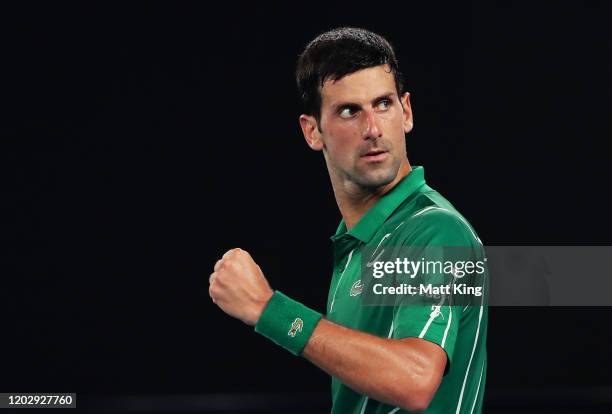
<box><xmin>209</xmin><ymin>248</ymin><xmax>446</xmax><ymax>413</ymax></box>
<box><xmin>303</xmin><ymin>319</ymin><xmax>446</xmax><ymax>412</ymax></box>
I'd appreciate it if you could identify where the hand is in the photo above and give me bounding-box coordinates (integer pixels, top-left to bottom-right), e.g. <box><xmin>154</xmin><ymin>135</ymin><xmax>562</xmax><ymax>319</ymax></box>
<box><xmin>208</xmin><ymin>248</ymin><xmax>274</xmax><ymax>326</ymax></box>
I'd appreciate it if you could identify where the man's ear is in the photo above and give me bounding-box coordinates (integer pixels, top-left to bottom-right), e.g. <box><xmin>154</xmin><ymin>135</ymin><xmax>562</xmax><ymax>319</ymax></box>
<box><xmin>400</xmin><ymin>92</ymin><xmax>414</xmax><ymax>134</ymax></box>
<box><xmin>299</xmin><ymin>114</ymin><xmax>324</xmax><ymax>151</ymax></box>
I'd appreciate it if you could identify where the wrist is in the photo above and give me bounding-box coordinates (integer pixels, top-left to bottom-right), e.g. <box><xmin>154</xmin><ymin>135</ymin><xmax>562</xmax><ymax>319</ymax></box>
<box><xmin>251</xmin><ymin>289</ymin><xmax>274</xmax><ymax>326</ymax></box>
<box><xmin>254</xmin><ymin>291</ymin><xmax>322</xmax><ymax>356</ymax></box>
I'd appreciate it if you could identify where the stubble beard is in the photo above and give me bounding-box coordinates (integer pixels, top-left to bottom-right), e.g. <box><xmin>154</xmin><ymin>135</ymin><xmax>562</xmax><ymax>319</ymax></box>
<box><xmin>345</xmin><ymin>152</ymin><xmax>402</xmax><ymax>192</ymax></box>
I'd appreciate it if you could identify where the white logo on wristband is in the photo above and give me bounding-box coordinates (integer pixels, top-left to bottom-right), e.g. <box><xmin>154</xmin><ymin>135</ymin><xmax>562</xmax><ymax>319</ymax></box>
<box><xmin>288</xmin><ymin>318</ymin><xmax>303</xmax><ymax>337</ymax></box>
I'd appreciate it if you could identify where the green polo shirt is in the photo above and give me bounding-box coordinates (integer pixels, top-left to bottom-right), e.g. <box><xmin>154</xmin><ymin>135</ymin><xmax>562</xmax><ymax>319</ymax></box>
<box><xmin>327</xmin><ymin>166</ymin><xmax>488</xmax><ymax>414</ymax></box>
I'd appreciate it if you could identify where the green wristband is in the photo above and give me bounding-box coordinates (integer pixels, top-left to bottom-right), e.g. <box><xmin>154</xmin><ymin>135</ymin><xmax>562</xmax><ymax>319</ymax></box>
<box><xmin>255</xmin><ymin>291</ymin><xmax>322</xmax><ymax>356</ymax></box>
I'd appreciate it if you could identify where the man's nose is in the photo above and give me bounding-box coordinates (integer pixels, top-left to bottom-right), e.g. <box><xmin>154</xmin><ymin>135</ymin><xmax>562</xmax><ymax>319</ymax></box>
<box><xmin>362</xmin><ymin>110</ymin><xmax>382</xmax><ymax>140</ymax></box>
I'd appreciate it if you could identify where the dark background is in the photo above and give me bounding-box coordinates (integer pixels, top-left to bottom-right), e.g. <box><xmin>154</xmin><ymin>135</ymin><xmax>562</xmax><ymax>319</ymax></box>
<box><xmin>2</xmin><ymin>1</ymin><xmax>611</xmax><ymax>412</ymax></box>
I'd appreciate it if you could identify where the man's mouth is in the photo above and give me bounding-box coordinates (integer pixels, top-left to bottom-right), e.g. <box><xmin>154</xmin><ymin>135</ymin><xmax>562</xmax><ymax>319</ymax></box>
<box><xmin>361</xmin><ymin>149</ymin><xmax>389</xmax><ymax>162</ymax></box>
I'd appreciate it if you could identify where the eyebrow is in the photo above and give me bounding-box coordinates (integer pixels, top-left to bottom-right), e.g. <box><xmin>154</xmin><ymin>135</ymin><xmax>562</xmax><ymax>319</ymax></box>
<box><xmin>332</xmin><ymin>92</ymin><xmax>397</xmax><ymax>111</ymax></box>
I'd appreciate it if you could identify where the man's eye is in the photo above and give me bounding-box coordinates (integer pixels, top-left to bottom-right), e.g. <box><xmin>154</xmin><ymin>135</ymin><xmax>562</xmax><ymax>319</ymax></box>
<box><xmin>377</xmin><ymin>99</ymin><xmax>391</xmax><ymax>110</ymax></box>
<box><xmin>339</xmin><ymin>107</ymin><xmax>356</xmax><ymax>119</ymax></box>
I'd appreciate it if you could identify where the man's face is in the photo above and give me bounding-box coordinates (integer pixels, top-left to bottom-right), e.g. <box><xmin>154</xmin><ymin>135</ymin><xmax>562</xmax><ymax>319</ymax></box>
<box><xmin>300</xmin><ymin>64</ymin><xmax>413</xmax><ymax>191</ymax></box>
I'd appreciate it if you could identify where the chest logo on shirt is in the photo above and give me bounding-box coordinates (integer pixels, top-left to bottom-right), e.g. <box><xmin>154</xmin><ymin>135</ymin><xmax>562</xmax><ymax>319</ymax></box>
<box><xmin>350</xmin><ymin>280</ymin><xmax>364</xmax><ymax>297</ymax></box>
<box><xmin>288</xmin><ymin>318</ymin><xmax>303</xmax><ymax>337</ymax></box>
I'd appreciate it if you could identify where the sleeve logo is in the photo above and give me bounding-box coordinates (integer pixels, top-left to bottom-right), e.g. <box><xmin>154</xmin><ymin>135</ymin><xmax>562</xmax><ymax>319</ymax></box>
<box><xmin>350</xmin><ymin>279</ymin><xmax>364</xmax><ymax>297</ymax></box>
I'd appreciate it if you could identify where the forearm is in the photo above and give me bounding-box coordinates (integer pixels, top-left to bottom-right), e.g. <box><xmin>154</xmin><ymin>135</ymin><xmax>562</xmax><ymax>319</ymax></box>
<box><xmin>302</xmin><ymin>318</ymin><xmax>441</xmax><ymax>412</ymax></box>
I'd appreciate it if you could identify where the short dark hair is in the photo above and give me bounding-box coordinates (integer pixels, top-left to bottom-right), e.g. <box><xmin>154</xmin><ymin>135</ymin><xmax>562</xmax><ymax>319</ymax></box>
<box><xmin>296</xmin><ymin>27</ymin><xmax>404</xmax><ymax>124</ymax></box>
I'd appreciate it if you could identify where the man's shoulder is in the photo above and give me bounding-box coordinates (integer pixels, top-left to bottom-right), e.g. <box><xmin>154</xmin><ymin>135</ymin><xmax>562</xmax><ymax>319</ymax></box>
<box><xmin>386</xmin><ymin>184</ymin><xmax>462</xmax><ymax>229</ymax></box>
<box><xmin>385</xmin><ymin>186</ymin><xmax>483</xmax><ymax>247</ymax></box>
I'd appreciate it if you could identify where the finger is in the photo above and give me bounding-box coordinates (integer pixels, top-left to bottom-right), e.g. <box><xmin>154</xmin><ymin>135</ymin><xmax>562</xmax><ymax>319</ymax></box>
<box><xmin>208</xmin><ymin>283</ymin><xmax>217</xmax><ymax>303</ymax></box>
<box><xmin>210</xmin><ymin>292</ymin><xmax>216</xmax><ymax>304</ymax></box>
<box><xmin>222</xmin><ymin>249</ymin><xmax>235</xmax><ymax>259</ymax></box>
<box><xmin>214</xmin><ymin>259</ymin><xmax>223</xmax><ymax>272</ymax></box>
<box><xmin>209</xmin><ymin>272</ymin><xmax>216</xmax><ymax>284</ymax></box>
<box><xmin>222</xmin><ymin>248</ymin><xmax>242</xmax><ymax>259</ymax></box>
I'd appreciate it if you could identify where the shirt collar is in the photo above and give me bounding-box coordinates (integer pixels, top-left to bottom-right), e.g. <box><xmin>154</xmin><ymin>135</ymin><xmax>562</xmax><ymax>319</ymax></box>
<box><xmin>330</xmin><ymin>166</ymin><xmax>426</xmax><ymax>244</ymax></box>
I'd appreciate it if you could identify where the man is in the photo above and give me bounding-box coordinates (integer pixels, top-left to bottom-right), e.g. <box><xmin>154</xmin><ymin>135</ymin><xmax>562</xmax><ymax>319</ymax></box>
<box><xmin>209</xmin><ymin>27</ymin><xmax>487</xmax><ymax>413</ymax></box>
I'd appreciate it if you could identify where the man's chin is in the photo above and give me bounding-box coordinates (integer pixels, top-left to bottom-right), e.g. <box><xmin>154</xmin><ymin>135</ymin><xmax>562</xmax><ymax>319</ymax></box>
<box><xmin>352</xmin><ymin>168</ymin><xmax>399</xmax><ymax>191</ymax></box>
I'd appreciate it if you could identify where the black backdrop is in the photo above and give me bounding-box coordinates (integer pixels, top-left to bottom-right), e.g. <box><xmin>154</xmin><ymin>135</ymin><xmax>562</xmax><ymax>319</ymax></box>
<box><xmin>3</xmin><ymin>1</ymin><xmax>611</xmax><ymax>412</ymax></box>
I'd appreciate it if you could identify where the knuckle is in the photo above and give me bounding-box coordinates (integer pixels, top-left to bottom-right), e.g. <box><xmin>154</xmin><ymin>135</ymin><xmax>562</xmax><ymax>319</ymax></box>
<box><xmin>225</xmin><ymin>260</ymin><xmax>239</xmax><ymax>272</ymax></box>
<box><xmin>234</xmin><ymin>248</ymin><xmax>248</xmax><ymax>257</ymax></box>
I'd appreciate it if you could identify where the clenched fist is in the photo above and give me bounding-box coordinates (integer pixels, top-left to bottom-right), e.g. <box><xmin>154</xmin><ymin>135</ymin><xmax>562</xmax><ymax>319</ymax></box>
<box><xmin>208</xmin><ymin>248</ymin><xmax>274</xmax><ymax>326</ymax></box>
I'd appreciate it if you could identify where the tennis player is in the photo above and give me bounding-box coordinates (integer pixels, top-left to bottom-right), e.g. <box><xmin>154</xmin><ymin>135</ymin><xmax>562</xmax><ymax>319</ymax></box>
<box><xmin>209</xmin><ymin>27</ymin><xmax>487</xmax><ymax>413</ymax></box>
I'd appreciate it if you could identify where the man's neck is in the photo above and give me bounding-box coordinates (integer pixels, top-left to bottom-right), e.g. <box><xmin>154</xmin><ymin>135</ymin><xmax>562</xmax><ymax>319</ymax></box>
<box><xmin>334</xmin><ymin>163</ymin><xmax>412</xmax><ymax>230</ymax></box>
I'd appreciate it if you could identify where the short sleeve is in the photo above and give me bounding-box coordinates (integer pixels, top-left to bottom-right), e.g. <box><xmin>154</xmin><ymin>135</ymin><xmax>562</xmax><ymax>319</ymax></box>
<box><xmin>392</xmin><ymin>299</ymin><xmax>460</xmax><ymax>370</ymax></box>
<box><xmin>391</xmin><ymin>207</ymin><xmax>484</xmax><ymax>369</ymax></box>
